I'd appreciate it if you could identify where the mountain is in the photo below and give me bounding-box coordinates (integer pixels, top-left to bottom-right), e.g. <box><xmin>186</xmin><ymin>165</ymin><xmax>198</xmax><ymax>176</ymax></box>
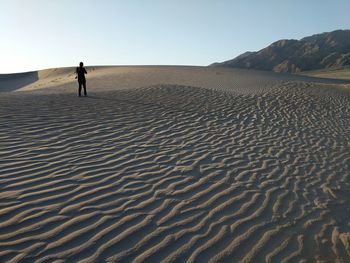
<box><xmin>211</xmin><ymin>29</ymin><xmax>350</xmax><ymax>73</ymax></box>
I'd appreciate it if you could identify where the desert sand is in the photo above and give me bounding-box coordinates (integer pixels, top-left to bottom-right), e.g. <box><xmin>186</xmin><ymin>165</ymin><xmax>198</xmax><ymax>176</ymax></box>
<box><xmin>0</xmin><ymin>66</ymin><xmax>350</xmax><ymax>262</ymax></box>
<box><xmin>300</xmin><ymin>67</ymin><xmax>350</xmax><ymax>81</ymax></box>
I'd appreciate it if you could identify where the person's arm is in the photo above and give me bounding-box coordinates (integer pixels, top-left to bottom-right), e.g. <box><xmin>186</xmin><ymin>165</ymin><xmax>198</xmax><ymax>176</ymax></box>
<box><xmin>84</xmin><ymin>68</ymin><xmax>87</xmax><ymax>74</ymax></box>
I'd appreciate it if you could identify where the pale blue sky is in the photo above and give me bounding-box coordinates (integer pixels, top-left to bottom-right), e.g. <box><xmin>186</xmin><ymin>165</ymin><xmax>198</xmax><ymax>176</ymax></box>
<box><xmin>0</xmin><ymin>0</ymin><xmax>349</xmax><ymax>73</ymax></box>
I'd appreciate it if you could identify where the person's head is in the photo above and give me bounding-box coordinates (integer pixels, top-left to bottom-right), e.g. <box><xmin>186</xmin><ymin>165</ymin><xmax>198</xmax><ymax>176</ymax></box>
<box><xmin>79</xmin><ymin>62</ymin><xmax>83</xmax><ymax>67</ymax></box>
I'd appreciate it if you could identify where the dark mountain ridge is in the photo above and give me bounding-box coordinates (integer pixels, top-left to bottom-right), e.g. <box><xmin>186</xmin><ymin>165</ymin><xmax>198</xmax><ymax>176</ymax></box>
<box><xmin>212</xmin><ymin>29</ymin><xmax>350</xmax><ymax>73</ymax></box>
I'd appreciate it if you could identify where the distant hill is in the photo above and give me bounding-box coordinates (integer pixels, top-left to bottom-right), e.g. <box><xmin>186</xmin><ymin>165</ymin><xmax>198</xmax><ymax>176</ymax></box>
<box><xmin>211</xmin><ymin>29</ymin><xmax>350</xmax><ymax>73</ymax></box>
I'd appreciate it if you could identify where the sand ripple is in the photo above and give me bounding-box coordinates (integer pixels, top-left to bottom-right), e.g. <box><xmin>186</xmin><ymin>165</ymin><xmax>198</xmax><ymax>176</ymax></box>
<box><xmin>1</xmin><ymin>76</ymin><xmax>350</xmax><ymax>262</ymax></box>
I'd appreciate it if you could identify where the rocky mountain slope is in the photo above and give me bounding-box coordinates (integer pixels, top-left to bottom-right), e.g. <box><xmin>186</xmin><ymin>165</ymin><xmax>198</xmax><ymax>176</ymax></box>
<box><xmin>212</xmin><ymin>30</ymin><xmax>350</xmax><ymax>73</ymax></box>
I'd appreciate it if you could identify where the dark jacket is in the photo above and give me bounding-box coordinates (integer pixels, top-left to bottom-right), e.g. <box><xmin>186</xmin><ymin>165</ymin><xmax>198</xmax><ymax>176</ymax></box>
<box><xmin>76</xmin><ymin>67</ymin><xmax>87</xmax><ymax>82</ymax></box>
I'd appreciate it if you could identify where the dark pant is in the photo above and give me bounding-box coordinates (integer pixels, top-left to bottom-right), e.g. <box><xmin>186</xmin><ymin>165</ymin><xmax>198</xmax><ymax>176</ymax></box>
<box><xmin>78</xmin><ymin>80</ymin><xmax>87</xmax><ymax>96</ymax></box>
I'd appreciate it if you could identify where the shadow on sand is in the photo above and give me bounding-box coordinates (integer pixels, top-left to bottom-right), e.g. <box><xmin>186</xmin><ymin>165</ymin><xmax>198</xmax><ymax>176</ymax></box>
<box><xmin>0</xmin><ymin>71</ymin><xmax>39</xmax><ymax>92</ymax></box>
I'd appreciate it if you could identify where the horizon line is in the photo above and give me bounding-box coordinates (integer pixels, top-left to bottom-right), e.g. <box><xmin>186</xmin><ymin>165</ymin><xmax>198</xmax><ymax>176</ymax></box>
<box><xmin>0</xmin><ymin>64</ymin><xmax>212</xmax><ymax>75</ymax></box>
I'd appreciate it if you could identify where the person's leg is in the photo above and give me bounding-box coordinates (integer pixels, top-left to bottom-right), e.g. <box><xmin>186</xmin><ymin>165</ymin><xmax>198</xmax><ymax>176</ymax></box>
<box><xmin>78</xmin><ymin>82</ymin><xmax>82</xmax><ymax>96</ymax></box>
<box><xmin>83</xmin><ymin>81</ymin><xmax>87</xmax><ymax>96</ymax></box>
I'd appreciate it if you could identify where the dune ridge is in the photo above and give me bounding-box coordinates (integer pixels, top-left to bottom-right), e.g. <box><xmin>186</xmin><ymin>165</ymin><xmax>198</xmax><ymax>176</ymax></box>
<box><xmin>0</xmin><ymin>66</ymin><xmax>350</xmax><ymax>262</ymax></box>
<box><xmin>1</xmin><ymin>66</ymin><xmax>349</xmax><ymax>94</ymax></box>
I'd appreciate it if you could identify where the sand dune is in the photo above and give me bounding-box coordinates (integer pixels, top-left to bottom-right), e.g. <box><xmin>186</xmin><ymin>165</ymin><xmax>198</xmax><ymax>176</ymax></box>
<box><xmin>300</xmin><ymin>67</ymin><xmax>350</xmax><ymax>81</ymax></box>
<box><xmin>1</xmin><ymin>66</ymin><xmax>348</xmax><ymax>94</ymax></box>
<box><xmin>0</xmin><ymin>66</ymin><xmax>350</xmax><ymax>262</ymax></box>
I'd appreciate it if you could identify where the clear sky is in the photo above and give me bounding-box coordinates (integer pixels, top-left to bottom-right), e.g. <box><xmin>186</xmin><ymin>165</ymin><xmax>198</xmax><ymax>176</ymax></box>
<box><xmin>0</xmin><ymin>0</ymin><xmax>349</xmax><ymax>73</ymax></box>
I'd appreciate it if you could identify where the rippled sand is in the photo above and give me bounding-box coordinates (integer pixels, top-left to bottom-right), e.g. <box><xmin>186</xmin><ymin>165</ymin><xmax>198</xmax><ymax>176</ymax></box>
<box><xmin>0</xmin><ymin>66</ymin><xmax>350</xmax><ymax>262</ymax></box>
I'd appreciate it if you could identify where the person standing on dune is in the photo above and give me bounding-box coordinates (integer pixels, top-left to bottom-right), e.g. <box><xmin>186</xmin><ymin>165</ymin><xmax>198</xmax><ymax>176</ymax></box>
<box><xmin>76</xmin><ymin>62</ymin><xmax>87</xmax><ymax>97</ymax></box>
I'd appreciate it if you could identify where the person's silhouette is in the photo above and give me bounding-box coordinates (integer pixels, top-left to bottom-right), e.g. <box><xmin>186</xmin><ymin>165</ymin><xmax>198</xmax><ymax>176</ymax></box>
<box><xmin>76</xmin><ymin>62</ymin><xmax>87</xmax><ymax>97</ymax></box>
